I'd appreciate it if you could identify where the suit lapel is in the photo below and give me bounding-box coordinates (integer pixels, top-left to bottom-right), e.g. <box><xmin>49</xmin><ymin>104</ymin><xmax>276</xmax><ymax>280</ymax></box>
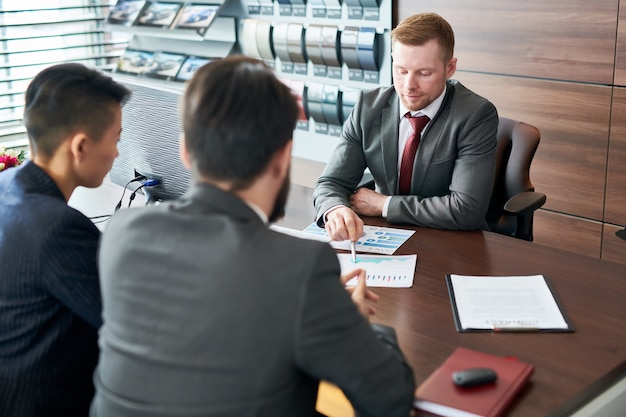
<box><xmin>381</xmin><ymin>96</ymin><xmax>400</xmax><ymax>194</ymax></box>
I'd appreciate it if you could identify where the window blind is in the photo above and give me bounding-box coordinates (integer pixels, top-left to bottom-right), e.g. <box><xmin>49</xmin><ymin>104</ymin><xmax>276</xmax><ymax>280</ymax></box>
<box><xmin>0</xmin><ymin>0</ymin><xmax>128</xmax><ymax>146</ymax></box>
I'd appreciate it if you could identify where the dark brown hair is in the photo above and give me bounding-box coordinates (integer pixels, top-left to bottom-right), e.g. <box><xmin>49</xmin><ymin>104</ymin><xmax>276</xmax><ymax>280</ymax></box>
<box><xmin>182</xmin><ymin>55</ymin><xmax>299</xmax><ymax>190</ymax></box>
<box><xmin>23</xmin><ymin>63</ymin><xmax>130</xmax><ymax>157</ymax></box>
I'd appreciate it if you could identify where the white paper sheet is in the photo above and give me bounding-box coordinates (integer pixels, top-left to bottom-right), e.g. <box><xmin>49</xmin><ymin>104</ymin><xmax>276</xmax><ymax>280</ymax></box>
<box><xmin>269</xmin><ymin>224</ymin><xmax>330</xmax><ymax>242</ymax></box>
<box><xmin>337</xmin><ymin>254</ymin><xmax>417</xmax><ymax>288</ymax></box>
<box><xmin>448</xmin><ymin>274</ymin><xmax>571</xmax><ymax>331</ymax></box>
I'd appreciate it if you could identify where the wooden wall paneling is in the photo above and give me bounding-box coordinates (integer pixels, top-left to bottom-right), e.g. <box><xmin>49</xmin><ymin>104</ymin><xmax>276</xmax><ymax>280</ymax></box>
<box><xmin>533</xmin><ymin>211</ymin><xmax>602</xmax><ymax>257</ymax></box>
<box><xmin>392</xmin><ymin>0</ymin><xmax>621</xmax><ymax>259</ymax></box>
<box><xmin>452</xmin><ymin>72</ymin><xmax>611</xmax><ymax>221</ymax></box>
<box><xmin>395</xmin><ymin>0</ymin><xmax>618</xmax><ymax>85</ymax></box>
<box><xmin>601</xmin><ymin>223</ymin><xmax>626</xmax><ymax>265</ymax></box>
<box><xmin>614</xmin><ymin>0</ymin><xmax>626</xmax><ymax>86</ymax></box>
<box><xmin>605</xmin><ymin>87</ymin><xmax>626</xmax><ymax>225</ymax></box>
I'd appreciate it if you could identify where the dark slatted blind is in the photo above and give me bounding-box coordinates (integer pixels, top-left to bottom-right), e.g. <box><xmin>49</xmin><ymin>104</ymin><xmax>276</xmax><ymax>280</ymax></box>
<box><xmin>0</xmin><ymin>0</ymin><xmax>128</xmax><ymax>147</ymax></box>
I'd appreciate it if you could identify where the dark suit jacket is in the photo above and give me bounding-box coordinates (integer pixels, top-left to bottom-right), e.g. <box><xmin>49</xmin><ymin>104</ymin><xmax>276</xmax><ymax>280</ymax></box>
<box><xmin>92</xmin><ymin>183</ymin><xmax>415</xmax><ymax>417</ymax></box>
<box><xmin>0</xmin><ymin>161</ymin><xmax>102</xmax><ymax>417</ymax></box>
<box><xmin>314</xmin><ymin>80</ymin><xmax>498</xmax><ymax>230</ymax></box>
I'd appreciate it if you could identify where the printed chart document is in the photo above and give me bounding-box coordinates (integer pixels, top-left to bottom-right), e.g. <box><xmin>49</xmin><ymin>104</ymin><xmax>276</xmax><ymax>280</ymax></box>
<box><xmin>337</xmin><ymin>254</ymin><xmax>417</xmax><ymax>288</ymax></box>
<box><xmin>271</xmin><ymin>223</ymin><xmax>414</xmax><ymax>254</ymax></box>
<box><xmin>301</xmin><ymin>222</ymin><xmax>415</xmax><ymax>254</ymax></box>
<box><xmin>446</xmin><ymin>274</ymin><xmax>574</xmax><ymax>332</ymax></box>
<box><xmin>270</xmin><ymin>224</ymin><xmax>329</xmax><ymax>242</ymax></box>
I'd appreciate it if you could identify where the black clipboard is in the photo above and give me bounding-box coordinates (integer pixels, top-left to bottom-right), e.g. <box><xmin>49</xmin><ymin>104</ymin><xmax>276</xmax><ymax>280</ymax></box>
<box><xmin>445</xmin><ymin>274</ymin><xmax>575</xmax><ymax>333</ymax></box>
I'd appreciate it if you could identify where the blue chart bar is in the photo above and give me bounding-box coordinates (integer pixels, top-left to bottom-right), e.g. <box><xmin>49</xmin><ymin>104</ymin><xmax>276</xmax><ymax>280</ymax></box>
<box><xmin>361</xmin><ymin>241</ymin><xmax>399</xmax><ymax>250</ymax></box>
<box><xmin>375</xmin><ymin>231</ymin><xmax>412</xmax><ymax>238</ymax></box>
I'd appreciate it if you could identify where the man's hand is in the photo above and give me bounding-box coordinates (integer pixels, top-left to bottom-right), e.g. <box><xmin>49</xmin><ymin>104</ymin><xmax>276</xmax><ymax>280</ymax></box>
<box><xmin>325</xmin><ymin>206</ymin><xmax>364</xmax><ymax>242</ymax></box>
<box><xmin>340</xmin><ymin>268</ymin><xmax>379</xmax><ymax>319</ymax></box>
<box><xmin>349</xmin><ymin>188</ymin><xmax>386</xmax><ymax>217</ymax></box>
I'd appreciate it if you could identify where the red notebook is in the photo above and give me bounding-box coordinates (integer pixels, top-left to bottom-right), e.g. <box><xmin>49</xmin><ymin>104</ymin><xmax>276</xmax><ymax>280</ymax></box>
<box><xmin>414</xmin><ymin>347</ymin><xmax>534</xmax><ymax>417</ymax></box>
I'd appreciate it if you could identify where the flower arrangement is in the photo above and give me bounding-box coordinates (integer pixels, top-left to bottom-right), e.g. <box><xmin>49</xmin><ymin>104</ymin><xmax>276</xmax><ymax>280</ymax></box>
<box><xmin>0</xmin><ymin>146</ymin><xmax>26</xmax><ymax>172</ymax></box>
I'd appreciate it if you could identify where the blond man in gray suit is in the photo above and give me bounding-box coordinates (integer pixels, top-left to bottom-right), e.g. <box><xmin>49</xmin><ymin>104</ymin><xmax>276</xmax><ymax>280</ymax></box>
<box><xmin>314</xmin><ymin>13</ymin><xmax>498</xmax><ymax>242</ymax></box>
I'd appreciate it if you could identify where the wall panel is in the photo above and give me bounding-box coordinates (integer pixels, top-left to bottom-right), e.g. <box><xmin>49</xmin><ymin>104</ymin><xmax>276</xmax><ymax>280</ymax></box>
<box><xmin>605</xmin><ymin>87</ymin><xmax>626</xmax><ymax>225</ymax></box>
<box><xmin>533</xmin><ymin>211</ymin><xmax>602</xmax><ymax>258</ymax></box>
<box><xmin>452</xmin><ymin>72</ymin><xmax>611</xmax><ymax>221</ymax></box>
<box><xmin>615</xmin><ymin>3</ymin><xmax>626</xmax><ymax>86</ymax></box>
<box><xmin>395</xmin><ymin>0</ymin><xmax>618</xmax><ymax>85</ymax></box>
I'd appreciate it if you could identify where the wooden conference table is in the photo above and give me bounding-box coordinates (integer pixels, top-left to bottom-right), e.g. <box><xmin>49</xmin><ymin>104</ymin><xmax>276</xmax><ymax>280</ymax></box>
<box><xmin>280</xmin><ymin>184</ymin><xmax>626</xmax><ymax>417</ymax></box>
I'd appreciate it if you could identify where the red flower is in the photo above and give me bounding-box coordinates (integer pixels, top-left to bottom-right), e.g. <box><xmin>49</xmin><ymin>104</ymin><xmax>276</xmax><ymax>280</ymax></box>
<box><xmin>0</xmin><ymin>154</ymin><xmax>19</xmax><ymax>166</ymax></box>
<box><xmin>0</xmin><ymin>149</ymin><xmax>24</xmax><ymax>172</ymax></box>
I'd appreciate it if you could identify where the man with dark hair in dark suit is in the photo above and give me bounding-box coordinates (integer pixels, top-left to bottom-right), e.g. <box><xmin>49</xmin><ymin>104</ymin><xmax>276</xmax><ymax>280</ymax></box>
<box><xmin>92</xmin><ymin>55</ymin><xmax>415</xmax><ymax>417</ymax></box>
<box><xmin>0</xmin><ymin>63</ymin><xmax>130</xmax><ymax>416</ymax></box>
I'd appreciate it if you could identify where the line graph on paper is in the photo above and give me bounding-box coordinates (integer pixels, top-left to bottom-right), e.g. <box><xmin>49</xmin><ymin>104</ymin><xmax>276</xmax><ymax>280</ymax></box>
<box><xmin>337</xmin><ymin>254</ymin><xmax>417</xmax><ymax>288</ymax></box>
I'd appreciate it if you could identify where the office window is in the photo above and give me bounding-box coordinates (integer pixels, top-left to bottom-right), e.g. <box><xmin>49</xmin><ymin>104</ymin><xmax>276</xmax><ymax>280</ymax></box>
<box><xmin>0</xmin><ymin>0</ymin><xmax>128</xmax><ymax>146</ymax></box>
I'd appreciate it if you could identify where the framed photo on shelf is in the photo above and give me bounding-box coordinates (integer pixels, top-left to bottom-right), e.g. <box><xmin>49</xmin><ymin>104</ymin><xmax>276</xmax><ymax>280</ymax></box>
<box><xmin>175</xmin><ymin>56</ymin><xmax>214</xmax><ymax>81</ymax></box>
<box><xmin>145</xmin><ymin>51</ymin><xmax>187</xmax><ymax>79</ymax></box>
<box><xmin>135</xmin><ymin>1</ymin><xmax>182</xmax><ymax>28</ymax></box>
<box><xmin>173</xmin><ymin>3</ymin><xmax>221</xmax><ymax>32</ymax></box>
<box><xmin>107</xmin><ymin>0</ymin><xmax>146</xmax><ymax>26</ymax></box>
<box><xmin>117</xmin><ymin>49</ymin><xmax>154</xmax><ymax>75</ymax></box>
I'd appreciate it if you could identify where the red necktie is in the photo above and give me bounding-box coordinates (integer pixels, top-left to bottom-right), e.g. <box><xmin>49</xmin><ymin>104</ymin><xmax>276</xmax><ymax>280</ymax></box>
<box><xmin>399</xmin><ymin>113</ymin><xmax>430</xmax><ymax>195</ymax></box>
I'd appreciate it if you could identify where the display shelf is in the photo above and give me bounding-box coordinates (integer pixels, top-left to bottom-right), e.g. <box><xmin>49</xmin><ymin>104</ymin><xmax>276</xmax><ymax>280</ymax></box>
<box><xmin>111</xmin><ymin>71</ymin><xmax>185</xmax><ymax>93</ymax></box>
<box><xmin>104</xmin><ymin>0</ymin><xmax>393</xmax><ymax>163</ymax></box>
<box><xmin>106</xmin><ymin>16</ymin><xmax>236</xmax><ymax>43</ymax></box>
<box><xmin>106</xmin><ymin>0</ymin><xmax>240</xmax><ymax>60</ymax></box>
<box><xmin>123</xmin><ymin>17</ymin><xmax>236</xmax><ymax>58</ymax></box>
<box><xmin>244</xmin><ymin>0</ymin><xmax>390</xmax><ymax>22</ymax></box>
<box><xmin>239</xmin><ymin>0</ymin><xmax>393</xmax><ymax>162</ymax></box>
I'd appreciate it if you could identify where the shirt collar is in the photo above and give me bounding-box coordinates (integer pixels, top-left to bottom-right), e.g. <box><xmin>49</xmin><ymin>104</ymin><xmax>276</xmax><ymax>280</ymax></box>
<box><xmin>399</xmin><ymin>84</ymin><xmax>447</xmax><ymax>121</ymax></box>
<box><xmin>245</xmin><ymin>200</ymin><xmax>269</xmax><ymax>224</ymax></box>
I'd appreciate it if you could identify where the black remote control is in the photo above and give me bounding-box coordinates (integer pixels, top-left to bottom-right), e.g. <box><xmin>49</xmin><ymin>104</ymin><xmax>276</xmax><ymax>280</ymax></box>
<box><xmin>452</xmin><ymin>368</ymin><xmax>498</xmax><ymax>387</ymax></box>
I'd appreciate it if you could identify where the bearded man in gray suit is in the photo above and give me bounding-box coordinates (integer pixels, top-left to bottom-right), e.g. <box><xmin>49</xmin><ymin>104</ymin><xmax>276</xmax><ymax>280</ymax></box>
<box><xmin>314</xmin><ymin>13</ymin><xmax>498</xmax><ymax>243</ymax></box>
<box><xmin>92</xmin><ymin>55</ymin><xmax>415</xmax><ymax>417</ymax></box>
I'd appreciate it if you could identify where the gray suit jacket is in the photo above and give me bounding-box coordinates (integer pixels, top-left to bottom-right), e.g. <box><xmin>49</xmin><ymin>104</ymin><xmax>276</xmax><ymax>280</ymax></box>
<box><xmin>92</xmin><ymin>183</ymin><xmax>415</xmax><ymax>417</ymax></box>
<box><xmin>313</xmin><ymin>80</ymin><xmax>498</xmax><ymax>230</ymax></box>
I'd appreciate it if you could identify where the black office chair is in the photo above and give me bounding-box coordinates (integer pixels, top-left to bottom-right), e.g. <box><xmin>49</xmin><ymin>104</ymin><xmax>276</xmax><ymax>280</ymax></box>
<box><xmin>486</xmin><ymin>117</ymin><xmax>547</xmax><ymax>241</ymax></box>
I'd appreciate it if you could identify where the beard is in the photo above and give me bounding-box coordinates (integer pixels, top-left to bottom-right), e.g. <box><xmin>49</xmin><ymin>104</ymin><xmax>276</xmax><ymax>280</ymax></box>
<box><xmin>268</xmin><ymin>171</ymin><xmax>290</xmax><ymax>223</ymax></box>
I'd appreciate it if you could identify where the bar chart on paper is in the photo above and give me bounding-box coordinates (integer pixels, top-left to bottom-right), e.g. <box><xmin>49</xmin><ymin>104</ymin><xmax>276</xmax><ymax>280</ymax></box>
<box><xmin>302</xmin><ymin>223</ymin><xmax>415</xmax><ymax>254</ymax></box>
<box><xmin>337</xmin><ymin>254</ymin><xmax>417</xmax><ymax>288</ymax></box>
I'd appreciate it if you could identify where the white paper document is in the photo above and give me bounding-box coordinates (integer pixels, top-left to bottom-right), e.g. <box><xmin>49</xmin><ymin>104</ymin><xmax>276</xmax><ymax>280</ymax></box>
<box><xmin>269</xmin><ymin>224</ymin><xmax>329</xmax><ymax>242</ymax></box>
<box><xmin>447</xmin><ymin>274</ymin><xmax>572</xmax><ymax>332</ymax></box>
<box><xmin>337</xmin><ymin>254</ymin><xmax>417</xmax><ymax>288</ymax></box>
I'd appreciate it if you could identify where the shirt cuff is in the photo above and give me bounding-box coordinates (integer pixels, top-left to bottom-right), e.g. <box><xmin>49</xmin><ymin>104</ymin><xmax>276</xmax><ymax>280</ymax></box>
<box><xmin>382</xmin><ymin>196</ymin><xmax>391</xmax><ymax>218</ymax></box>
